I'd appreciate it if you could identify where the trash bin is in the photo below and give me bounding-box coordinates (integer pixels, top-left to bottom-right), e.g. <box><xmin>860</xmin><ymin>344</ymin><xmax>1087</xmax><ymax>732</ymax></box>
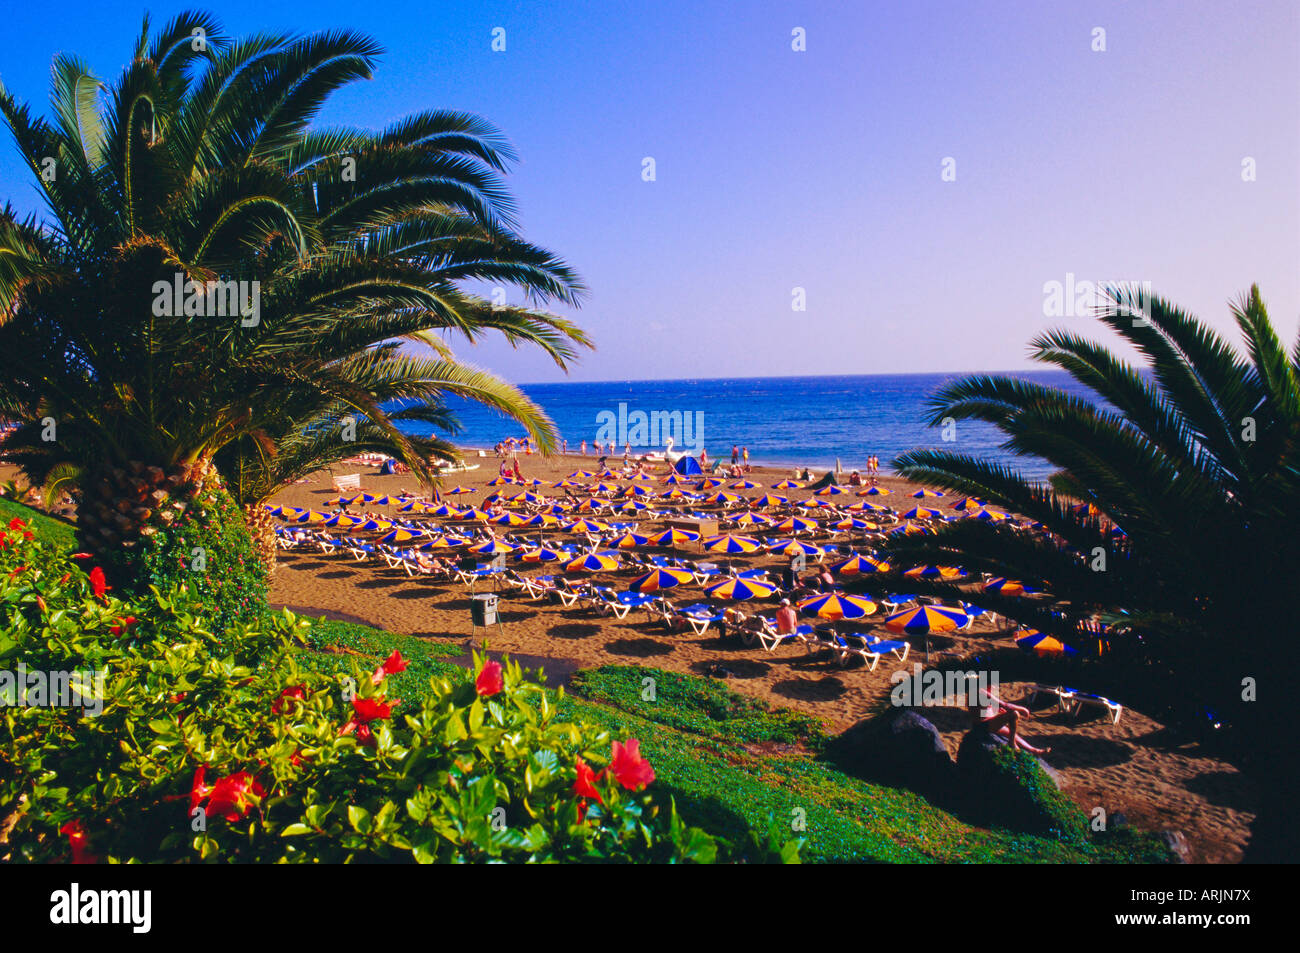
<box><xmin>471</xmin><ymin>593</ymin><xmax>499</xmax><ymax>627</ymax></box>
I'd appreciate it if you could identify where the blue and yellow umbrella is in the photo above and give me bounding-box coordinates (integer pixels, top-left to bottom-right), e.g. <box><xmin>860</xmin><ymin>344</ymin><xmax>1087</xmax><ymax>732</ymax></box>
<box><xmin>324</xmin><ymin>513</ymin><xmax>363</xmax><ymax>527</ymax></box>
<box><xmin>359</xmin><ymin>518</ymin><xmax>394</xmax><ymax>532</ymax></box>
<box><xmin>767</xmin><ymin>539</ymin><xmax>824</xmax><ymax>557</ymax></box>
<box><xmin>612</xmin><ymin>531</ymin><xmax>651</xmax><ymax>548</ymax></box>
<box><xmin>911</xmin><ymin>489</ymin><xmax>944</xmax><ymax>498</ymax></box>
<box><xmin>729</xmin><ymin>480</ymin><xmax>759</xmax><ymax>489</ymax></box>
<box><xmin>565</xmin><ymin>553</ymin><xmax>619</xmax><ymax>572</ymax></box>
<box><xmin>731</xmin><ymin>511</ymin><xmax>773</xmax><ymax>527</ymax></box>
<box><xmin>775</xmin><ymin>516</ymin><xmax>818</xmax><ymax>533</ymax></box>
<box><xmin>651</xmin><ymin>528</ymin><xmax>700</xmax><ymax>546</ymax></box>
<box><xmin>858</xmin><ymin>486</ymin><xmax>890</xmax><ymax>496</ymax></box>
<box><xmin>521</xmin><ymin>547</ymin><xmax>565</xmax><ymax>563</ymax></box>
<box><xmin>631</xmin><ymin>568</ymin><xmax>693</xmax><ymax>592</ymax></box>
<box><xmin>950</xmin><ymin>497</ymin><xmax>986</xmax><ymax>511</ymax></box>
<box><xmin>798</xmin><ymin>593</ymin><xmax>877</xmax><ymax>620</ymax></box>
<box><xmin>565</xmin><ymin>518</ymin><xmax>611</xmax><ymax>534</ymax></box>
<box><xmin>816</xmin><ymin>484</ymin><xmax>849</xmax><ymax>496</ymax></box>
<box><xmin>1014</xmin><ymin>629</ymin><xmax>1078</xmax><ymax>656</ymax></box>
<box><xmin>702</xmin><ymin>534</ymin><xmax>762</xmax><ymax>554</ymax></box>
<box><xmin>886</xmin><ymin>605</ymin><xmax>968</xmax><ymax>633</ymax></box>
<box><xmin>753</xmin><ymin>493</ymin><xmax>789</xmax><ymax>508</ymax></box>
<box><xmin>904</xmin><ymin>564</ymin><xmax>967</xmax><ymax>580</ymax></box>
<box><xmin>706</xmin><ymin>577</ymin><xmax>777</xmax><ymax>600</ymax></box>
<box><xmin>471</xmin><ymin>538</ymin><xmax>516</xmax><ymax>555</ymax></box>
<box><xmin>902</xmin><ymin>506</ymin><xmax>942</xmax><ymax>520</ymax></box>
<box><xmin>831</xmin><ymin>553</ymin><xmax>891</xmax><ymax>575</ymax></box>
<box><xmin>984</xmin><ymin>577</ymin><xmax>1041</xmax><ymax>596</ymax></box>
<box><xmin>426</xmin><ymin>503</ymin><xmax>463</xmax><ymax>518</ymax></box>
<box><xmin>380</xmin><ymin>528</ymin><xmax>426</xmax><ymax>543</ymax></box>
<box><xmin>771</xmin><ymin>480</ymin><xmax>803</xmax><ymax>490</ymax></box>
<box><xmin>445</xmin><ymin>486</ymin><xmax>475</xmax><ymax>495</ymax></box>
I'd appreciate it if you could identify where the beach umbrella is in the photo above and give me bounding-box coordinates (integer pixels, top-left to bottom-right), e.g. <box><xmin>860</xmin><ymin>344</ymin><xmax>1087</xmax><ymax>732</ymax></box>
<box><xmin>904</xmin><ymin>564</ymin><xmax>968</xmax><ymax>580</ymax></box>
<box><xmin>984</xmin><ymin>577</ymin><xmax>1041</xmax><ymax>596</ymax></box>
<box><xmin>593</xmin><ymin>483</ymin><xmax>619</xmax><ymax>495</ymax></box>
<box><xmin>858</xmin><ymin>486</ymin><xmax>890</xmax><ymax>496</ymax></box>
<box><xmin>889</xmin><ymin>522</ymin><xmax>933</xmax><ymax>537</ymax></box>
<box><xmin>565</xmin><ymin>553</ymin><xmax>618</xmax><ymax>572</ymax></box>
<box><xmin>631</xmin><ymin>568</ymin><xmax>693</xmax><ymax>592</ymax></box>
<box><xmin>471</xmin><ymin>539</ymin><xmax>516</xmax><ymax>555</ymax></box>
<box><xmin>521</xmin><ymin>547</ymin><xmax>565</xmax><ymax>563</ymax></box>
<box><xmin>771</xmin><ymin>480</ymin><xmax>803</xmax><ymax>489</ymax></box>
<box><xmin>950</xmin><ymin>497</ymin><xmax>985</xmax><ymax>511</ymax></box>
<box><xmin>486</xmin><ymin>476</ymin><xmax>515</xmax><ymax>486</ymax></box>
<box><xmin>731</xmin><ymin>511</ymin><xmax>773</xmax><ymax>527</ymax></box>
<box><xmin>506</xmin><ymin>491</ymin><xmax>542</xmax><ymax>504</ymax></box>
<box><xmin>901</xmin><ymin>506</ymin><xmax>943</xmax><ymax>520</ymax></box>
<box><xmin>797</xmin><ymin>593</ymin><xmax>877</xmax><ymax>620</ymax></box>
<box><xmin>543</xmin><ymin>503</ymin><xmax>574</xmax><ymax>515</ymax></box>
<box><xmin>568</xmin><ymin>470</ymin><xmax>595</xmax><ymax>479</ymax></box>
<box><xmin>369</xmin><ymin>495</ymin><xmax>392</xmax><ymax>505</ymax></box>
<box><xmin>816</xmin><ymin>484</ymin><xmax>849</xmax><ymax>496</ymax></box>
<box><xmin>425</xmin><ymin>503</ymin><xmax>463</xmax><ymax>518</ymax></box>
<box><xmin>612</xmin><ymin>531</ymin><xmax>651</xmax><ymax>549</ymax></box>
<box><xmin>521</xmin><ymin>513</ymin><xmax>560</xmax><ymax>527</ymax></box>
<box><xmin>490</xmin><ymin>512</ymin><xmax>529</xmax><ymax>526</ymax></box>
<box><xmin>651</xmin><ymin>528</ymin><xmax>701</xmax><ymax>546</ymax></box>
<box><xmin>753</xmin><ymin>493</ymin><xmax>789</xmax><ymax>508</ymax></box>
<box><xmin>705</xmin><ymin>491</ymin><xmax>742</xmax><ymax>505</ymax></box>
<box><xmin>775</xmin><ymin>516</ymin><xmax>818</xmax><ymax>533</ymax></box>
<box><xmin>911</xmin><ymin>489</ymin><xmax>944</xmax><ymax>498</ymax></box>
<box><xmin>831</xmin><ymin>553</ymin><xmax>891</xmax><ymax>575</ymax></box>
<box><xmin>519</xmin><ymin>478</ymin><xmax>545</xmax><ymax>487</ymax></box>
<box><xmin>847</xmin><ymin>500</ymin><xmax>890</xmax><ymax>513</ymax></box>
<box><xmin>445</xmin><ymin>486</ymin><xmax>475</xmax><ymax>495</ymax></box>
<box><xmin>617</xmin><ymin>500</ymin><xmax>651</xmax><ymax>514</ymax></box>
<box><xmin>324</xmin><ymin>513</ymin><xmax>363</xmax><ymax>527</ymax></box>
<box><xmin>705</xmin><ymin>578</ymin><xmax>776</xmax><ymax>600</ymax></box>
<box><xmin>768</xmin><ymin>539</ymin><xmax>824</xmax><ymax>557</ymax></box>
<box><xmin>620</xmin><ymin>484</ymin><xmax>654</xmax><ymax>497</ymax></box>
<box><xmin>1014</xmin><ymin>629</ymin><xmax>1078</xmax><ymax>656</ymax></box>
<box><xmin>833</xmin><ymin>517</ymin><xmax>876</xmax><ymax>531</ymax></box>
<box><xmin>458</xmin><ymin>507</ymin><xmax>490</xmax><ymax>521</ymax></box>
<box><xmin>729</xmin><ymin>480</ymin><xmax>759</xmax><ymax>489</ymax></box>
<box><xmin>358</xmin><ymin>518</ymin><xmax>394</xmax><ymax>532</ymax></box>
<box><xmin>663</xmin><ymin>473</ymin><xmax>689</xmax><ymax>484</ymax></box>
<box><xmin>798</xmin><ymin>498</ymin><xmax>833</xmax><ymax>509</ymax></box>
<box><xmin>380</xmin><ymin>528</ymin><xmax>426</xmax><ymax>543</ymax></box>
<box><xmin>397</xmin><ymin>500</ymin><xmax>427</xmax><ymax>512</ymax></box>
<box><xmin>702</xmin><ymin>534</ymin><xmax>762</xmax><ymax>554</ymax></box>
<box><xmin>659</xmin><ymin>488</ymin><xmax>690</xmax><ymax>500</ymax></box>
<box><xmin>970</xmin><ymin>507</ymin><xmax>1008</xmax><ymax>522</ymax></box>
<box><xmin>886</xmin><ymin>605</ymin><xmax>969</xmax><ymax>661</ymax></box>
<box><xmin>1071</xmin><ymin>502</ymin><xmax>1102</xmax><ymax>517</ymax></box>
<box><xmin>423</xmin><ymin>535</ymin><xmax>468</xmax><ymax>549</ymax></box>
<box><xmin>565</xmin><ymin>518</ymin><xmax>611</xmax><ymax>534</ymax></box>
<box><xmin>574</xmin><ymin>498</ymin><xmax>605</xmax><ymax>513</ymax></box>
<box><xmin>696</xmin><ymin>478</ymin><xmax>725</xmax><ymax>489</ymax></box>
<box><xmin>265</xmin><ymin>504</ymin><xmax>287</xmax><ymax>516</ymax></box>
<box><xmin>326</xmin><ymin>495</ymin><xmax>359</xmax><ymax>506</ymax></box>
<box><xmin>293</xmin><ymin>510</ymin><xmax>329</xmax><ymax>524</ymax></box>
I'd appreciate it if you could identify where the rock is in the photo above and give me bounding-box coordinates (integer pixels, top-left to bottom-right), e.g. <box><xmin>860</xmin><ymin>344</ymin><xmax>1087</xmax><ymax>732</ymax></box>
<box><xmin>829</xmin><ymin>709</ymin><xmax>955</xmax><ymax>796</ymax></box>
<box><xmin>956</xmin><ymin>728</ymin><xmax>1086</xmax><ymax>841</ymax></box>
<box><xmin>1159</xmin><ymin>830</ymin><xmax>1191</xmax><ymax>863</ymax></box>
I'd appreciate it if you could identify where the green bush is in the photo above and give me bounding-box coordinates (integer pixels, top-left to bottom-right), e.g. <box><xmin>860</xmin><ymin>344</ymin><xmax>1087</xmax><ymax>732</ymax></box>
<box><xmin>98</xmin><ymin>482</ymin><xmax>267</xmax><ymax>637</ymax></box>
<box><xmin>1</xmin><ymin>520</ymin><xmax>782</xmax><ymax>863</ymax></box>
<box><xmin>979</xmin><ymin>745</ymin><xmax>1091</xmax><ymax>844</ymax></box>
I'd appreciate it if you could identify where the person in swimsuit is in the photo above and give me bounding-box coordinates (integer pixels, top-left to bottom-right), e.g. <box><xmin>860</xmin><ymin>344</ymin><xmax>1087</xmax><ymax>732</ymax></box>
<box><xmin>968</xmin><ymin>680</ymin><xmax>1051</xmax><ymax>756</ymax></box>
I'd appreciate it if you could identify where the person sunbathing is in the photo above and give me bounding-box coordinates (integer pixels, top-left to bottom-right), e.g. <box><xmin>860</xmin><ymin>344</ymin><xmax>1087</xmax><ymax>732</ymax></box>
<box><xmin>775</xmin><ymin>598</ymin><xmax>798</xmax><ymax>634</ymax></box>
<box><xmin>969</xmin><ymin>684</ymin><xmax>1051</xmax><ymax>756</ymax></box>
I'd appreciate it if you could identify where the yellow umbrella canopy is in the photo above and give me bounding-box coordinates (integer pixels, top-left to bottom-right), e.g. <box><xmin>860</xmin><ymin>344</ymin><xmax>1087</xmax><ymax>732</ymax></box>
<box><xmin>631</xmin><ymin>568</ymin><xmax>693</xmax><ymax>592</ymax></box>
<box><xmin>702</xmin><ymin>534</ymin><xmax>762</xmax><ymax>554</ymax></box>
<box><xmin>565</xmin><ymin>553</ymin><xmax>619</xmax><ymax>572</ymax></box>
<box><xmin>796</xmin><ymin>593</ymin><xmax>877</xmax><ymax>620</ymax></box>
<box><xmin>705</xmin><ymin>577</ymin><xmax>777</xmax><ymax>600</ymax></box>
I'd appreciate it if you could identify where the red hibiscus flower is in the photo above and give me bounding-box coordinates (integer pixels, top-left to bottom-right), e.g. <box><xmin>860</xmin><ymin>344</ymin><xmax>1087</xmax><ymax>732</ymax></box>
<box><xmin>189</xmin><ymin>765</ymin><xmax>211</xmax><ymax>814</ymax></box>
<box><xmin>60</xmin><ymin>820</ymin><xmax>98</xmax><ymax>864</ymax></box>
<box><xmin>204</xmin><ymin>771</ymin><xmax>265</xmax><ymax>822</ymax></box>
<box><xmin>271</xmin><ymin>684</ymin><xmax>306</xmax><ymax>715</ymax></box>
<box><xmin>609</xmin><ymin>738</ymin><xmax>655</xmax><ymax>791</ymax></box>
<box><xmin>8</xmin><ymin>517</ymin><xmax>25</xmax><ymax>530</ymax></box>
<box><xmin>475</xmin><ymin>660</ymin><xmax>504</xmax><ymax>697</ymax></box>
<box><xmin>88</xmin><ymin>566</ymin><xmax>109</xmax><ymax>600</ymax></box>
<box><xmin>371</xmin><ymin>650</ymin><xmax>408</xmax><ymax>685</ymax></box>
<box><xmin>339</xmin><ymin>695</ymin><xmax>393</xmax><ymax>747</ymax></box>
<box><xmin>109</xmin><ymin>615</ymin><xmax>137</xmax><ymax>636</ymax></box>
<box><xmin>573</xmin><ymin>758</ymin><xmax>604</xmax><ymax>805</ymax></box>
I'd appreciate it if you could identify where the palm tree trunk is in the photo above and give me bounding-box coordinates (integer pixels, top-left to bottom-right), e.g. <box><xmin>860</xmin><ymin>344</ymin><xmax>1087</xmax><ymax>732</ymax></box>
<box><xmin>243</xmin><ymin>502</ymin><xmax>279</xmax><ymax>576</ymax></box>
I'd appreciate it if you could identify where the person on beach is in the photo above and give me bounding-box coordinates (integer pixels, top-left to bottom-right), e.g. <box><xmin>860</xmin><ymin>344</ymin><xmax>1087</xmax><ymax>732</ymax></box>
<box><xmin>775</xmin><ymin>598</ymin><xmax>798</xmax><ymax>635</ymax></box>
<box><xmin>511</xmin><ymin>455</ymin><xmax>524</xmax><ymax>482</ymax></box>
<box><xmin>742</xmin><ymin>447</ymin><xmax>749</xmax><ymax>469</ymax></box>
<box><xmin>969</xmin><ymin>681</ymin><xmax>1051</xmax><ymax>756</ymax></box>
<box><xmin>563</xmin><ymin>439</ymin><xmax>568</xmax><ymax>454</ymax></box>
<box><xmin>580</xmin><ymin>440</ymin><xmax>586</xmax><ymax>455</ymax></box>
<box><xmin>731</xmin><ymin>445</ymin><xmax>739</xmax><ymax>465</ymax></box>
<box><xmin>700</xmin><ymin>449</ymin><xmax>709</xmax><ymax>469</ymax></box>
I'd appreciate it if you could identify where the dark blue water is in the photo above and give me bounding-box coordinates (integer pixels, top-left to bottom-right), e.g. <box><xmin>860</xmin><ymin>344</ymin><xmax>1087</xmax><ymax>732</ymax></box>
<box><xmin>396</xmin><ymin>371</ymin><xmax>1090</xmax><ymax>479</ymax></box>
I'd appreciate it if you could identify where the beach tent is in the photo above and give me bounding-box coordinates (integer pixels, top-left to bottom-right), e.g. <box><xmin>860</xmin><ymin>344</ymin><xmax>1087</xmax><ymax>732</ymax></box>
<box><xmin>673</xmin><ymin>455</ymin><xmax>703</xmax><ymax>475</ymax></box>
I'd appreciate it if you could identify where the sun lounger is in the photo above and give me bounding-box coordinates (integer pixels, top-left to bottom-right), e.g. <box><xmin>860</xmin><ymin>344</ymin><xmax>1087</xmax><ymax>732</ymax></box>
<box><xmin>1059</xmin><ymin>688</ymin><xmax>1123</xmax><ymax>724</ymax></box>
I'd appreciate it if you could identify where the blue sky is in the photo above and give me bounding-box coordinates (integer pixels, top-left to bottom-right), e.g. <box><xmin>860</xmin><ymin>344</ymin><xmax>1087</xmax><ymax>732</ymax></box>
<box><xmin>2</xmin><ymin>0</ymin><xmax>1296</xmax><ymax>383</ymax></box>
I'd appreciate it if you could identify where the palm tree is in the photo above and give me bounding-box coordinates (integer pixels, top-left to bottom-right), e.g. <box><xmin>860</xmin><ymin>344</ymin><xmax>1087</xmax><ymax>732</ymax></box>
<box><xmin>885</xmin><ymin>284</ymin><xmax>1300</xmax><ymax>858</ymax></box>
<box><xmin>0</xmin><ymin>12</ymin><xmax>588</xmax><ymax>618</ymax></box>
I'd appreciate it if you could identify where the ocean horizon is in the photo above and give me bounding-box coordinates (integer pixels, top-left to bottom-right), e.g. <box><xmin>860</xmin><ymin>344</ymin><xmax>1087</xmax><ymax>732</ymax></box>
<box><xmin>399</xmin><ymin>370</ymin><xmax>1090</xmax><ymax>479</ymax></box>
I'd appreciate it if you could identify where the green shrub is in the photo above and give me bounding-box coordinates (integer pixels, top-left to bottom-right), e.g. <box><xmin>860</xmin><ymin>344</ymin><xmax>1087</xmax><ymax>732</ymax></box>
<box><xmin>980</xmin><ymin>745</ymin><xmax>1091</xmax><ymax>844</ymax></box>
<box><xmin>1</xmin><ymin>521</ymin><xmax>781</xmax><ymax>863</ymax></box>
<box><xmin>99</xmin><ymin>482</ymin><xmax>267</xmax><ymax>636</ymax></box>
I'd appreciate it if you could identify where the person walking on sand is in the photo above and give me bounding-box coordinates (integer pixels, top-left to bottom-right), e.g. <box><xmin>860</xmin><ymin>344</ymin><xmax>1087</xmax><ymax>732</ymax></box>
<box><xmin>731</xmin><ymin>445</ymin><xmax>739</xmax><ymax>465</ymax></box>
<box><xmin>511</xmin><ymin>455</ymin><xmax>524</xmax><ymax>482</ymax></box>
<box><xmin>563</xmin><ymin>439</ymin><xmax>568</xmax><ymax>455</ymax></box>
<box><xmin>968</xmin><ymin>681</ymin><xmax>1051</xmax><ymax>757</ymax></box>
<box><xmin>580</xmin><ymin>439</ymin><xmax>586</xmax><ymax>455</ymax></box>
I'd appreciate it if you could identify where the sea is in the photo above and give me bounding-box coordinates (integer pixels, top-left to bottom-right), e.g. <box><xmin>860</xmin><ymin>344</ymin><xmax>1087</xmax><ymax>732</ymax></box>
<box><xmin>397</xmin><ymin>370</ymin><xmax>1091</xmax><ymax>480</ymax></box>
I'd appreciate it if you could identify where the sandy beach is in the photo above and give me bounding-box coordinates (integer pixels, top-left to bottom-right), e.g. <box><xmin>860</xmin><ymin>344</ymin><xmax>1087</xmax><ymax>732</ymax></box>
<box><xmin>256</xmin><ymin>451</ymin><xmax>1258</xmax><ymax>863</ymax></box>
